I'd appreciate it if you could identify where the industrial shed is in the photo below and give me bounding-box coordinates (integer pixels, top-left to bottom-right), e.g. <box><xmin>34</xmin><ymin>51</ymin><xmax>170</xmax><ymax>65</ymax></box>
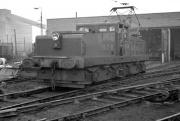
<box><xmin>47</xmin><ymin>12</ymin><xmax>180</xmax><ymax>62</ymax></box>
<box><xmin>138</xmin><ymin>12</ymin><xmax>180</xmax><ymax>62</ymax></box>
<box><xmin>0</xmin><ymin>9</ymin><xmax>43</xmax><ymax>59</ymax></box>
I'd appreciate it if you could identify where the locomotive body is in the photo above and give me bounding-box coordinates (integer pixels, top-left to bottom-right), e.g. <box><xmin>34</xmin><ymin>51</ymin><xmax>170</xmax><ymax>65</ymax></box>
<box><xmin>20</xmin><ymin>22</ymin><xmax>148</xmax><ymax>88</ymax></box>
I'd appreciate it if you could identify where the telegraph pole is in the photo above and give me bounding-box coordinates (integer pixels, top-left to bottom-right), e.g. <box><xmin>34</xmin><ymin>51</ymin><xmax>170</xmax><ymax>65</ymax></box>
<box><xmin>24</xmin><ymin>37</ymin><xmax>26</xmax><ymax>53</ymax></box>
<box><xmin>40</xmin><ymin>9</ymin><xmax>43</xmax><ymax>35</ymax></box>
<box><xmin>14</xmin><ymin>29</ymin><xmax>17</xmax><ymax>56</ymax></box>
<box><xmin>34</xmin><ymin>7</ymin><xmax>43</xmax><ymax>35</ymax></box>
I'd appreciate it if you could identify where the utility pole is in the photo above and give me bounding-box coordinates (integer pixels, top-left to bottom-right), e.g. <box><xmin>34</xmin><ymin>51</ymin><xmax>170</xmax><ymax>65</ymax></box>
<box><xmin>24</xmin><ymin>37</ymin><xmax>26</xmax><ymax>53</ymax></box>
<box><xmin>40</xmin><ymin>9</ymin><xmax>43</xmax><ymax>35</ymax></box>
<box><xmin>14</xmin><ymin>29</ymin><xmax>17</xmax><ymax>56</ymax></box>
<box><xmin>34</xmin><ymin>7</ymin><xmax>43</xmax><ymax>35</ymax></box>
<box><xmin>6</xmin><ymin>34</ymin><xmax>8</xmax><ymax>43</ymax></box>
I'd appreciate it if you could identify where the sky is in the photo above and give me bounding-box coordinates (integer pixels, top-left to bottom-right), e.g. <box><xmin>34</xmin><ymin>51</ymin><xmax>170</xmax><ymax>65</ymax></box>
<box><xmin>0</xmin><ymin>0</ymin><xmax>180</xmax><ymax>40</ymax></box>
<box><xmin>1</xmin><ymin>0</ymin><xmax>180</xmax><ymax>22</ymax></box>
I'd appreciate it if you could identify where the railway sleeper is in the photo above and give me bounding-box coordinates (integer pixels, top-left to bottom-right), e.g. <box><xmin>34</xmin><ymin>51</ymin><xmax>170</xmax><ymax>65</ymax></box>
<box><xmin>102</xmin><ymin>95</ymin><xmax>131</xmax><ymax>102</ymax></box>
<box><xmin>92</xmin><ymin>97</ymin><xmax>116</xmax><ymax>104</ymax></box>
<box><xmin>120</xmin><ymin>92</ymin><xmax>140</xmax><ymax>98</ymax></box>
<box><xmin>131</xmin><ymin>90</ymin><xmax>153</xmax><ymax>95</ymax></box>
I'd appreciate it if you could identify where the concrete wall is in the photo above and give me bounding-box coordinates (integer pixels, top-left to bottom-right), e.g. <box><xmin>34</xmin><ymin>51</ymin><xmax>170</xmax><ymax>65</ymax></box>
<box><xmin>0</xmin><ymin>9</ymin><xmax>33</xmax><ymax>57</ymax></box>
<box><xmin>11</xmin><ymin>22</ymin><xmax>32</xmax><ymax>56</ymax></box>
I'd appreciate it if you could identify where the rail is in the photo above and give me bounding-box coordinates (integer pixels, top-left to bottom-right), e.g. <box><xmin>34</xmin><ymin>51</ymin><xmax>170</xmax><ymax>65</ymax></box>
<box><xmin>156</xmin><ymin>112</ymin><xmax>180</xmax><ymax>121</ymax></box>
<box><xmin>1</xmin><ymin>78</ymin><xmax>180</xmax><ymax>119</ymax></box>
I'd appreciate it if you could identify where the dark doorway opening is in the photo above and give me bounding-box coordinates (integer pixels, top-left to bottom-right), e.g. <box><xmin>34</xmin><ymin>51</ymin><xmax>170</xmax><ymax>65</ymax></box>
<box><xmin>140</xmin><ymin>29</ymin><xmax>161</xmax><ymax>60</ymax></box>
<box><xmin>171</xmin><ymin>28</ymin><xmax>180</xmax><ymax>60</ymax></box>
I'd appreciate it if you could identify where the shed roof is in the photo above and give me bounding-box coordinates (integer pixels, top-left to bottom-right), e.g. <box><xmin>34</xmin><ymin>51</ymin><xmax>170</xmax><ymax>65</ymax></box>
<box><xmin>0</xmin><ymin>9</ymin><xmax>45</xmax><ymax>28</ymax></box>
<box><xmin>48</xmin><ymin>12</ymin><xmax>180</xmax><ymax>28</ymax></box>
<box><xmin>138</xmin><ymin>12</ymin><xmax>180</xmax><ymax>28</ymax></box>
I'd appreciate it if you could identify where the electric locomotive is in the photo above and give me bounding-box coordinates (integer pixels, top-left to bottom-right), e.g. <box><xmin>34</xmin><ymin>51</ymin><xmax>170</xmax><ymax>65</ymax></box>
<box><xmin>20</xmin><ymin>6</ymin><xmax>148</xmax><ymax>88</ymax></box>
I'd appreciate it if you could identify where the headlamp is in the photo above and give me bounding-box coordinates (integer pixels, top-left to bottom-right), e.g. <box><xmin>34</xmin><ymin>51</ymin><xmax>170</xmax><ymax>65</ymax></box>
<box><xmin>52</xmin><ymin>32</ymin><xmax>59</xmax><ymax>41</ymax></box>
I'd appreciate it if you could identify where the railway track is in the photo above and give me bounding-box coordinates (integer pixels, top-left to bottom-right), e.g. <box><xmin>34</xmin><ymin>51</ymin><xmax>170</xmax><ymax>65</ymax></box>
<box><xmin>0</xmin><ymin>86</ymin><xmax>50</xmax><ymax>99</ymax></box>
<box><xmin>0</xmin><ymin>89</ymin><xmax>80</xmax><ymax>110</ymax></box>
<box><xmin>0</xmin><ymin>65</ymin><xmax>179</xmax><ymax>110</ymax></box>
<box><xmin>0</xmin><ymin>80</ymin><xmax>79</xmax><ymax>110</ymax></box>
<box><xmin>0</xmin><ymin>65</ymin><xmax>179</xmax><ymax>107</ymax></box>
<box><xmin>0</xmin><ymin>63</ymin><xmax>180</xmax><ymax>120</ymax></box>
<box><xmin>1</xmin><ymin>77</ymin><xmax>180</xmax><ymax>120</ymax></box>
<box><xmin>37</xmin><ymin>79</ymin><xmax>180</xmax><ymax>121</ymax></box>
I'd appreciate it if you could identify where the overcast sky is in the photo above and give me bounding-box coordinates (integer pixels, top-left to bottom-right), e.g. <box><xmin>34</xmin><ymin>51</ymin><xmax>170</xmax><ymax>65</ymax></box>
<box><xmin>1</xmin><ymin>0</ymin><xmax>180</xmax><ymax>39</ymax></box>
<box><xmin>1</xmin><ymin>0</ymin><xmax>180</xmax><ymax>22</ymax></box>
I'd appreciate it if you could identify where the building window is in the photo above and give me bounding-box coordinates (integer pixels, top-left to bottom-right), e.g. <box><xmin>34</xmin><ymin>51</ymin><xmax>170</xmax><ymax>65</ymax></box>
<box><xmin>78</xmin><ymin>27</ymin><xmax>89</xmax><ymax>32</ymax></box>
<box><xmin>109</xmin><ymin>26</ymin><xmax>115</xmax><ymax>32</ymax></box>
<box><xmin>99</xmin><ymin>28</ymin><xmax>107</xmax><ymax>32</ymax></box>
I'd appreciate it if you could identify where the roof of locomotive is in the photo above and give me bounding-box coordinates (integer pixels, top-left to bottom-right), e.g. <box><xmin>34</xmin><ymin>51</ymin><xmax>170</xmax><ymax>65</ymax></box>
<box><xmin>52</xmin><ymin>31</ymin><xmax>87</xmax><ymax>34</ymax></box>
<box><xmin>76</xmin><ymin>22</ymin><xmax>123</xmax><ymax>27</ymax></box>
<box><xmin>36</xmin><ymin>31</ymin><xmax>86</xmax><ymax>38</ymax></box>
<box><xmin>36</xmin><ymin>31</ymin><xmax>86</xmax><ymax>41</ymax></box>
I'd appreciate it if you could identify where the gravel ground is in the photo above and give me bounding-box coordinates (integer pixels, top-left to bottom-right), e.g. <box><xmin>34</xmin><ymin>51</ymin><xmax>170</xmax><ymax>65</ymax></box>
<box><xmin>86</xmin><ymin>101</ymin><xmax>180</xmax><ymax>121</ymax></box>
<box><xmin>3</xmin><ymin>81</ymin><xmax>46</xmax><ymax>93</ymax></box>
<box><xmin>146</xmin><ymin>61</ymin><xmax>180</xmax><ymax>72</ymax></box>
<box><xmin>5</xmin><ymin>99</ymin><xmax>180</xmax><ymax>121</ymax></box>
